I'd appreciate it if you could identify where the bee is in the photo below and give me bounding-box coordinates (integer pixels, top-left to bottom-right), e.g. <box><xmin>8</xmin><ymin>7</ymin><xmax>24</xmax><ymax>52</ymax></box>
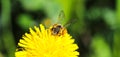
<box><xmin>50</xmin><ymin>24</ymin><xmax>67</xmax><ymax>36</ymax></box>
<box><xmin>50</xmin><ymin>10</ymin><xmax>67</xmax><ymax>36</ymax></box>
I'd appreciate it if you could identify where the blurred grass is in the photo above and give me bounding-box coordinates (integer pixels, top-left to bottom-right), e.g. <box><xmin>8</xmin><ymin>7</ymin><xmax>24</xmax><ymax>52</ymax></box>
<box><xmin>17</xmin><ymin>14</ymin><xmax>35</xmax><ymax>30</ymax></box>
<box><xmin>1</xmin><ymin>0</ymin><xmax>16</xmax><ymax>57</ymax></box>
<box><xmin>91</xmin><ymin>34</ymin><xmax>112</xmax><ymax>57</ymax></box>
<box><xmin>116</xmin><ymin>0</ymin><xmax>120</xmax><ymax>28</ymax></box>
<box><xmin>114</xmin><ymin>0</ymin><xmax>120</xmax><ymax>57</ymax></box>
<box><xmin>71</xmin><ymin>0</ymin><xmax>85</xmax><ymax>34</ymax></box>
<box><xmin>114</xmin><ymin>31</ymin><xmax>120</xmax><ymax>57</ymax></box>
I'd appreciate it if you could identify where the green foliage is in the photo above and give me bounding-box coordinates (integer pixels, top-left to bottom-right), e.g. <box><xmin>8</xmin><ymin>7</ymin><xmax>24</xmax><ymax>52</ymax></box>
<box><xmin>114</xmin><ymin>31</ymin><xmax>120</xmax><ymax>57</ymax></box>
<box><xmin>103</xmin><ymin>9</ymin><xmax>116</xmax><ymax>29</ymax></box>
<box><xmin>90</xmin><ymin>34</ymin><xmax>112</xmax><ymax>57</ymax></box>
<box><xmin>17</xmin><ymin>14</ymin><xmax>35</xmax><ymax>30</ymax></box>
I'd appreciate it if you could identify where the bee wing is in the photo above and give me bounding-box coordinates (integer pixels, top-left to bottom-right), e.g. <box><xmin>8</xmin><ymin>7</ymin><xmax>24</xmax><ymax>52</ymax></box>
<box><xmin>42</xmin><ymin>11</ymin><xmax>65</xmax><ymax>28</ymax></box>
<box><xmin>57</xmin><ymin>10</ymin><xmax>77</xmax><ymax>28</ymax></box>
<box><xmin>64</xmin><ymin>18</ymin><xmax>77</xmax><ymax>28</ymax></box>
<box><xmin>57</xmin><ymin>10</ymin><xmax>65</xmax><ymax>24</ymax></box>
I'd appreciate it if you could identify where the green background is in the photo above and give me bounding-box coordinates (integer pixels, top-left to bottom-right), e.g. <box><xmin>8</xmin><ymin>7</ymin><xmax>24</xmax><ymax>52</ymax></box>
<box><xmin>0</xmin><ymin>0</ymin><xmax>119</xmax><ymax>57</ymax></box>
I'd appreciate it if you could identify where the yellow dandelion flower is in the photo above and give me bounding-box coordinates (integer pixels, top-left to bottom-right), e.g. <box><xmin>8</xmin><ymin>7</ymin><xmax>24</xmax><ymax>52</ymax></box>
<box><xmin>15</xmin><ymin>24</ymin><xmax>79</xmax><ymax>57</ymax></box>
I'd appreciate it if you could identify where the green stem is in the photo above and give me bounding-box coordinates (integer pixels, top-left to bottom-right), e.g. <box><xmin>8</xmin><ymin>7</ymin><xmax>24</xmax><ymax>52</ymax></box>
<box><xmin>114</xmin><ymin>0</ymin><xmax>120</xmax><ymax>57</ymax></box>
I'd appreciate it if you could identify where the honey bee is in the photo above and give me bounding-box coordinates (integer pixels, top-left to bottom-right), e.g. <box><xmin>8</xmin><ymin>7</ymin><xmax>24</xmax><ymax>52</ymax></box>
<box><xmin>50</xmin><ymin>24</ymin><xmax>67</xmax><ymax>36</ymax></box>
<box><xmin>50</xmin><ymin>10</ymin><xmax>67</xmax><ymax>36</ymax></box>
